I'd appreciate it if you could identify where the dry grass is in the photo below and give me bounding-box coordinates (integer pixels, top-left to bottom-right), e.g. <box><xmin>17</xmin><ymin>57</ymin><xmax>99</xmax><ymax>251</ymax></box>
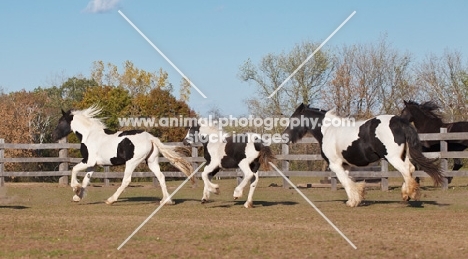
<box><xmin>1</xmin><ymin>176</ymin><xmax>468</xmax><ymax>258</ymax></box>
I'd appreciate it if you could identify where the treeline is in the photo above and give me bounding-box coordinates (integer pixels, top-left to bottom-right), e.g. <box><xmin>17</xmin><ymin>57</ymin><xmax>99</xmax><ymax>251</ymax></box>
<box><xmin>0</xmin><ymin>61</ymin><xmax>195</xmax><ymax>174</ymax></box>
<box><xmin>241</xmin><ymin>36</ymin><xmax>468</xmax><ymax>122</ymax></box>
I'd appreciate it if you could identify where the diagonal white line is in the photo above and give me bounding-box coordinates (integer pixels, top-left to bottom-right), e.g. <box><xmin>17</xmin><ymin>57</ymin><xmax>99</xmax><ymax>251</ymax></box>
<box><xmin>118</xmin><ymin>10</ymin><xmax>207</xmax><ymax>99</ymax></box>
<box><xmin>269</xmin><ymin>162</ymin><xmax>357</xmax><ymax>250</ymax></box>
<box><xmin>117</xmin><ymin>162</ymin><xmax>206</xmax><ymax>250</ymax></box>
<box><xmin>267</xmin><ymin>11</ymin><xmax>356</xmax><ymax>98</ymax></box>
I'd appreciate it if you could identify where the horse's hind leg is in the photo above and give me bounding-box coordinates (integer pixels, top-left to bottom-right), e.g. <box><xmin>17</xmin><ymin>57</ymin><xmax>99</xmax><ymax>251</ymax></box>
<box><xmin>148</xmin><ymin>157</ymin><xmax>174</xmax><ymax>205</ymax></box>
<box><xmin>244</xmin><ymin>172</ymin><xmax>259</xmax><ymax>208</ymax></box>
<box><xmin>387</xmin><ymin>156</ymin><xmax>420</xmax><ymax>201</ymax></box>
<box><xmin>105</xmin><ymin>160</ymin><xmax>140</xmax><ymax>205</ymax></box>
<box><xmin>234</xmin><ymin>161</ymin><xmax>258</xmax><ymax>208</ymax></box>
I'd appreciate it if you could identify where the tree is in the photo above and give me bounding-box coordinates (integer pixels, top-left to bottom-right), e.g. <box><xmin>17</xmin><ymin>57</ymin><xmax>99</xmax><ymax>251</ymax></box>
<box><xmin>239</xmin><ymin>41</ymin><xmax>333</xmax><ymax>117</ymax></box>
<box><xmin>77</xmin><ymin>85</ymin><xmax>132</xmax><ymax>130</ymax></box>
<box><xmin>322</xmin><ymin>36</ymin><xmax>414</xmax><ymax>117</ymax></box>
<box><xmin>415</xmin><ymin>50</ymin><xmax>468</xmax><ymax>121</ymax></box>
<box><xmin>179</xmin><ymin>77</ymin><xmax>191</xmax><ymax>103</ymax></box>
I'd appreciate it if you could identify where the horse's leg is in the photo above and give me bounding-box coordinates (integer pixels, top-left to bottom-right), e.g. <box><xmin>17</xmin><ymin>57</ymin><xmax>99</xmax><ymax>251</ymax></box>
<box><xmin>105</xmin><ymin>160</ymin><xmax>140</xmax><ymax>205</ymax></box>
<box><xmin>147</xmin><ymin>156</ymin><xmax>174</xmax><ymax>205</ymax></box>
<box><xmin>329</xmin><ymin>162</ymin><xmax>365</xmax><ymax>207</ymax></box>
<box><xmin>387</xmin><ymin>156</ymin><xmax>419</xmax><ymax>201</ymax></box>
<box><xmin>70</xmin><ymin>162</ymin><xmax>90</xmax><ymax>202</ymax></box>
<box><xmin>77</xmin><ymin>168</ymin><xmax>95</xmax><ymax>200</ymax></box>
<box><xmin>233</xmin><ymin>161</ymin><xmax>257</xmax><ymax>208</ymax></box>
<box><xmin>201</xmin><ymin>164</ymin><xmax>220</xmax><ymax>203</ymax></box>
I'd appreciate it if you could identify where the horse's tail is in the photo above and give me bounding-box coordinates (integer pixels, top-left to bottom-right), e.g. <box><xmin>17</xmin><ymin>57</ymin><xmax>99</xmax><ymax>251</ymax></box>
<box><xmin>403</xmin><ymin>122</ymin><xmax>444</xmax><ymax>186</ymax></box>
<box><xmin>151</xmin><ymin>137</ymin><xmax>195</xmax><ymax>184</ymax></box>
<box><xmin>258</xmin><ymin>145</ymin><xmax>276</xmax><ymax>171</ymax></box>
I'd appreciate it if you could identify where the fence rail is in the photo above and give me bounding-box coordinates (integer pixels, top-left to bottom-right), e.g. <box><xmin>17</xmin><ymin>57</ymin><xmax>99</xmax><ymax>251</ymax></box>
<box><xmin>0</xmin><ymin>128</ymin><xmax>467</xmax><ymax>190</ymax></box>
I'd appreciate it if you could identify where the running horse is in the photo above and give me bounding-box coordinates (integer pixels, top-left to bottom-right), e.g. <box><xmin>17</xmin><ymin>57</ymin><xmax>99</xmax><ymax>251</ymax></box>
<box><xmin>52</xmin><ymin>106</ymin><xmax>193</xmax><ymax>204</ymax></box>
<box><xmin>283</xmin><ymin>103</ymin><xmax>443</xmax><ymax>207</ymax></box>
<box><xmin>183</xmin><ymin>119</ymin><xmax>275</xmax><ymax>208</ymax></box>
<box><xmin>401</xmin><ymin>100</ymin><xmax>468</xmax><ymax>183</ymax></box>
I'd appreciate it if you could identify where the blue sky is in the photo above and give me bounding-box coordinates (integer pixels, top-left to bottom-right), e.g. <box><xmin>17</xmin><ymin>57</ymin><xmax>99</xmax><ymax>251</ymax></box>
<box><xmin>1</xmin><ymin>1</ymin><xmax>467</xmax><ymax>116</ymax></box>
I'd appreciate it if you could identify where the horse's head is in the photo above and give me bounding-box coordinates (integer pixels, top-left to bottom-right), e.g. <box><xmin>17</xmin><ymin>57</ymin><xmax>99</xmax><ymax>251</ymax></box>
<box><xmin>52</xmin><ymin>109</ymin><xmax>74</xmax><ymax>141</ymax></box>
<box><xmin>282</xmin><ymin>103</ymin><xmax>326</xmax><ymax>143</ymax></box>
<box><xmin>183</xmin><ymin>122</ymin><xmax>201</xmax><ymax>146</ymax></box>
<box><xmin>400</xmin><ymin>100</ymin><xmax>418</xmax><ymax>122</ymax></box>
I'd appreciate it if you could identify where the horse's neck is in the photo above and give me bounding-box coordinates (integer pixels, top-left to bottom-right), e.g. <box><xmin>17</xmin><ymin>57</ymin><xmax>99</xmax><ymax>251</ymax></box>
<box><xmin>412</xmin><ymin>109</ymin><xmax>445</xmax><ymax>132</ymax></box>
<box><xmin>71</xmin><ymin>121</ymin><xmax>104</xmax><ymax>141</ymax></box>
<box><xmin>308</xmin><ymin>113</ymin><xmax>324</xmax><ymax>142</ymax></box>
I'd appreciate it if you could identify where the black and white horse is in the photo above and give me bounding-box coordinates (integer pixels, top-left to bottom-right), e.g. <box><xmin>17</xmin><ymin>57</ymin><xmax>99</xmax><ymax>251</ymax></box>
<box><xmin>183</xmin><ymin>119</ymin><xmax>275</xmax><ymax>208</ymax></box>
<box><xmin>283</xmin><ymin>103</ymin><xmax>443</xmax><ymax>207</ymax></box>
<box><xmin>52</xmin><ymin>106</ymin><xmax>193</xmax><ymax>205</ymax></box>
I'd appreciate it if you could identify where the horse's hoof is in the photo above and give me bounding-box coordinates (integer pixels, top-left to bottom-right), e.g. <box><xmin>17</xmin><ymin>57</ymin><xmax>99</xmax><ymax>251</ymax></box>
<box><xmin>105</xmin><ymin>199</ymin><xmax>114</xmax><ymax>205</ymax></box>
<box><xmin>233</xmin><ymin>196</ymin><xmax>239</xmax><ymax>200</ymax></box>
<box><xmin>214</xmin><ymin>188</ymin><xmax>220</xmax><ymax>195</ymax></box>
<box><xmin>161</xmin><ymin>200</ymin><xmax>175</xmax><ymax>205</ymax></box>
<box><xmin>346</xmin><ymin>200</ymin><xmax>360</xmax><ymax>207</ymax></box>
<box><xmin>244</xmin><ymin>202</ymin><xmax>254</xmax><ymax>208</ymax></box>
<box><xmin>72</xmin><ymin>195</ymin><xmax>81</xmax><ymax>202</ymax></box>
<box><xmin>201</xmin><ymin>199</ymin><xmax>207</xmax><ymax>204</ymax></box>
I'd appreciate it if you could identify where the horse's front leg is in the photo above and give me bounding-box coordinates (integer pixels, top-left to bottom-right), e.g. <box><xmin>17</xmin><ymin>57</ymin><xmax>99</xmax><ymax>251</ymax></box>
<box><xmin>70</xmin><ymin>162</ymin><xmax>90</xmax><ymax>202</ymax></box>
<box><xmin>75</xmin><ymin>168</ymin><xmax>95</xmax><ymax>201</ymax></box>
<box><xmin>200</xmin><ymin>165</ymin><xmax>220</xmax><ymax>204</ymax></box>
<box><xmin>329</xmin><ymin>163</ymin><xmax>365</xmax><ymax>207</ymax></box>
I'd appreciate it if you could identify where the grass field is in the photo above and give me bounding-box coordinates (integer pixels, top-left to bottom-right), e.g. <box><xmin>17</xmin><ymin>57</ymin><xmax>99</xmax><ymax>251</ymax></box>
<box><xmin>1</xmin><ymin>176</ymin><xmax>467</xmax><ymax>258</ymax></box>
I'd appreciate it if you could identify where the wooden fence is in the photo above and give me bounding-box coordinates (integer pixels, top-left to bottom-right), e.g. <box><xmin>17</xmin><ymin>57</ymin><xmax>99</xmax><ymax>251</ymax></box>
<box><xmin>1</xmin><ymin>128</ymin><xmax>468</xmax><ymax>190</ymax></box>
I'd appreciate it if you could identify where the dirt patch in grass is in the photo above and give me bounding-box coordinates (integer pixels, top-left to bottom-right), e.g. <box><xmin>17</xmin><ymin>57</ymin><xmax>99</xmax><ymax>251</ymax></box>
<box><xmin>1</xmin><ymin>178</ymin><xmax>468</xmax><ymax>258</ymax></box>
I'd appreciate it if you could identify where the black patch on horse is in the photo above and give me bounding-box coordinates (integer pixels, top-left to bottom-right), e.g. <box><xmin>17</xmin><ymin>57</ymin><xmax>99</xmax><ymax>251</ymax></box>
<box><xmin>388</xmin><ymin>116</ymin><xmax>407</xmax><ymax>145</ymax></box>
<box><xmin>110</xmin><ymin>138</ymin><xmax>135</xmax><ymax>165</ymax></box>
<box><xmin>104</xmin><ymin>129</ymin><xmax>116</xmax><ymax>135</ymax></box>
<box><xmin>80</xmin><ymin>143</ymin><xmax>89</xmax><ymax>164</ymax></box>
<box><xmin>389</xmin><ymin>116</ymin><xmax>408</xmax><ymax>160</ymax></box>
<box><xmin>118</xmin><ymin>130</ymin><xmax>145</xmax><ymax>137</ymax></box>
<box><xmin>220</xmin><ymin>136</ymin><xmax>247</xmax><ymax>168</ymax></box>
<box><xmin>75</xmin><ymin>131</ymin><xmax>83</xmax><ymax>142</ymax></box>
<box><xmin>341</xmin><ymin>118</ymin><xmax>387</xmax><ymax>166</ymax></box>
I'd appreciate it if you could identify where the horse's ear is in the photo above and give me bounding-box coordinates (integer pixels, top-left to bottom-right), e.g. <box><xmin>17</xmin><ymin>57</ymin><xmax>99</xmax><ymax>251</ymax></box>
<box><xmin>404</xmin><ymin>100</ymin><xmax>408</xmax><ymax>105</ymax></box>
<box><xmin>61</xmin><ymin>109</ymin><xmax>67</xmax><ymax>116</ymax></box>
<box><xmin>298</xmin><ymin>103</ymin><xmax>305</xmax><ymax>111</ymax></box>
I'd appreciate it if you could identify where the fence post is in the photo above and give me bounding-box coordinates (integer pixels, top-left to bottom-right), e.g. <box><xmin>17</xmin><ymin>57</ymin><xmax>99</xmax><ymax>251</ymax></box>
<box><xmin>0</xmin><ymin>139</ymin><xmax>4</xmax><ymax>187</ymax></box>
<box><xmin>380</xmin><ymin>159</ymin><xmax>389</xmax><ymax>191</ymax></box>
<box><xmin>58</xmin><ymin>138</ymin><xmax>69</xmax><ymax>185</ymax></box>
<box><xmin>282</xmin><ymin>143</ymin><xmax>290</xmax><ymax>189</ymax></box>
<box><xmin>104</xmin><ymin>166</ymin><xmax>110</xmax><ymax>186</ymax></box>
<box><xmin>440</xmin><ymin>128</ymin><xmax>449</xmax><ymax>190</ymax></box>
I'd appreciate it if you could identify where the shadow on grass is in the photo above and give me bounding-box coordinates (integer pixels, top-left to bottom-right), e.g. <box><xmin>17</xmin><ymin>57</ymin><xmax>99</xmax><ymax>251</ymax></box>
<box><xmin>79</xmin><ymin>196</ymin><xmax>203</xmax><ymax>206</ymax></box>
<box><xmin>318</xmin><ymin>199</ymin><xmax>451</xmax><ymax>208</ymax></box>
<box><xmin>205</xmin><ymin>200</ymin><xmax>299</xmax><ymax>208</ymax></box>
<box><xmin>0</xmin><ymin>205</ymin><xmax>29</xmax><ymax>209</ymax></box>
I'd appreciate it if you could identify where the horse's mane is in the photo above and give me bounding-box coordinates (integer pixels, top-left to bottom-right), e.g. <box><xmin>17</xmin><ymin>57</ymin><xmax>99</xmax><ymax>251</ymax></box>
<box><xmin>198</xmin><ymin>120</ymin><xmax>228</xmax><ymax>136</ymax></box>
<box><xmin>71</xmin><ymin>106</ymin><xmax>107</xmax><ymax>129</ymax></box>
<box><xmin>406</xmin><ymin>100</ymin><xmax>443</xmax><ymax>121</ymax></box>
<box><xmin>302</xmin><ymin>104</ymin><xmax>328</xmax><ymax>115</ymax></box>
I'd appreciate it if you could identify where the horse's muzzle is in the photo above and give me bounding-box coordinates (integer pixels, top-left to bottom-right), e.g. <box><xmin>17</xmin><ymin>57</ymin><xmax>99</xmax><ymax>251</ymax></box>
<box><xmin>182</xmin><ymin>138</ymin><xmax>192</xmax><ymax>146</ymax></box>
